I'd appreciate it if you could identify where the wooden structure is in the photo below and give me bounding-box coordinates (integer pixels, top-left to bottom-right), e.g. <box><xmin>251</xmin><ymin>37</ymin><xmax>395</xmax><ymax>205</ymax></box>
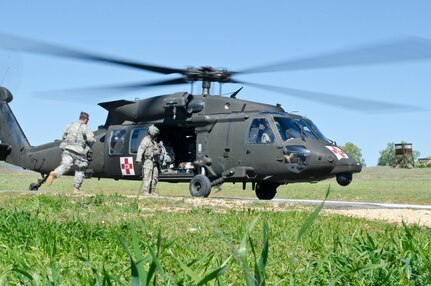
<box><xmin>394</xmin><ymin>143</ymin><xmax>414</xmax><ymax>168</ymax></box>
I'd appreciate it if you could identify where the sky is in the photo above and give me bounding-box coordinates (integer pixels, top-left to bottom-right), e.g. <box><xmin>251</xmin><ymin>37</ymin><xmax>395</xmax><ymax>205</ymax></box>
<box><xmin>0</xmin><ymin>1</ymin><xmax>430</xmax><ymax>166</ymax></box>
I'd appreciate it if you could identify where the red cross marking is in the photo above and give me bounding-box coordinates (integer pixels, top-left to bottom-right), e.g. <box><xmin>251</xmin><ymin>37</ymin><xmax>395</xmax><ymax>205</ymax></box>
<box><xmin>121</xmin><ymin>157</ymin><xmax>133</xmax><ymax>175</ymax></box>
<box><xmin>331</xmin><ymin>147</ymin><xmax>347</xmax><ymax>158</ymax></box>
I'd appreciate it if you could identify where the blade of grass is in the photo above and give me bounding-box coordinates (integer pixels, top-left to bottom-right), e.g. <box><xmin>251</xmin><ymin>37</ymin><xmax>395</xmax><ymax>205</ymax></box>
<box><xmin>239</xmin><ymin>215</ymin><xmax>260</xmax><ymax>285</ymax></box>
<box><xmin>289</xmin><ymin>186</ymin><xmax>330</xmax><ymax>285</ymax></box>
<box><xmin>131</xmin><ymin>223</ymin><xmax>147</xmax><ymax>286</ymax></box>
<box><xmin>169</xmin><ymin>249</ymin><xmax>201</xmax><ymax>283</ymax></box>
<box><xmin>116</xmin><ymin>233</ymin><xmax>140</xmax><ymax>286</ymax></box>
<box><xmin>197</xmin><ymin>256</ymin><xmax>231</xmax><ymax>286</ymax></box>
<box><xmin>255</xmin><ymin>219</ymin><xmax>269</xmax><ymax>285</ymax></box>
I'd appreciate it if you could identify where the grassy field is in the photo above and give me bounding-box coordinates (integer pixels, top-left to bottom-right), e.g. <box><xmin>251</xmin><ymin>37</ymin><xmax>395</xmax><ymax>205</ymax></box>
<box><xmin>2</xmin><ymin>164</ymin><xmax>431</xmax><ymax>204</ymax></box>
<box><xmin>1</xmin><ymin>164</ymin><xmax>431</xmax><ymax>284</ymax></box>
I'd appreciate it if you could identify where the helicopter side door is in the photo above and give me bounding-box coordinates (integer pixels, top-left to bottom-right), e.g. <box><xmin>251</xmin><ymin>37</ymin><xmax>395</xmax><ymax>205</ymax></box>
<box><xmin>103</xmin><ymin>125</ymin><xmax>146</xmax><ymax>179</ymax></box>
<box><xmin>243</xmin><ymin>117</ymin><xmax>284</xmax><ymax>179</ymax></box>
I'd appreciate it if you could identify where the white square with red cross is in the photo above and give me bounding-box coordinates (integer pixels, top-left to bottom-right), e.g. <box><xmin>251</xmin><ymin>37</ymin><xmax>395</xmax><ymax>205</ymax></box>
<box><xmin>120</xmin><ymin>157</ymin><xmax>135</xmax><ymax>176</ymax></box>
<box><xmin>326</xmin><ymin>146</ymin><xmax>349</xmax><ymax>160</ymax></box>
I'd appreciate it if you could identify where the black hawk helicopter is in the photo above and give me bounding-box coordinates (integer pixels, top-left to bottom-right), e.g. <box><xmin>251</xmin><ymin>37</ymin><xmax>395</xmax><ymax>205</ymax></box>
<box><xmin>0</xmin><ymin>34</ymin><xmax>429</xmax><ymax>199</ymax></box>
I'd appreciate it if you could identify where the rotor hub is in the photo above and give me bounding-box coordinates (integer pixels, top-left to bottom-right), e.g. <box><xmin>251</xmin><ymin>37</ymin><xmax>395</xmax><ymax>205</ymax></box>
<box><xmin>184</xmin><ymin>66</ymin><xmax>232</xmax><ymax>83</ymax></box>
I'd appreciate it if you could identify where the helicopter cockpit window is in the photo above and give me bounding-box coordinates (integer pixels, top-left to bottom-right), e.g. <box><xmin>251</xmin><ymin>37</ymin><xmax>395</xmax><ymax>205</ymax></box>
<box><xmin>295</xmin><ymin>119</ymin><xmax>319</xmax><ymax>140</ymax></box>
<box><xmin>248</xmin><ymin>118</ymin><xmax>275</xmax><ymax>144</ymax></box>
<box><xmin>274</xmin><ymin>117</ymin><xmax>303</xmax><ymax>141</ymax></box>
<box><xmin>129</xmin><ymin>128</ymin><xmax>147</xmax><ymax>154</ymax></box>
<box><xmin>109</xmin><ymin>129</ymin><xmax>127</xmax><ymax>155</ymax></box>
<box><xmin>303</xmin><ymin>119</ymin><xmax>332</xmax><ymax>143</ymax></box>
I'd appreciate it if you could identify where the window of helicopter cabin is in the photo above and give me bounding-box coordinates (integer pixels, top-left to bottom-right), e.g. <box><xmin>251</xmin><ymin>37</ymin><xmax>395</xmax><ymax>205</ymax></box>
<box><xmin>274</xmin><ymin>117</ymin><xmax>302</xmax><ymax>141</ymax></box>
<box><xmin>129</xmin><ymin>128</ymin><xmax>147</xmax><ymax>154</ymax></box>
<box><xmin>247</xmin><ymin>118</ymin><xmax>275</xmax><ymax>144</ymax></box>
<box><xmin>109</xmin><ymin>129</ymin><xmax>127</xmax><ymax>155</ymax></box>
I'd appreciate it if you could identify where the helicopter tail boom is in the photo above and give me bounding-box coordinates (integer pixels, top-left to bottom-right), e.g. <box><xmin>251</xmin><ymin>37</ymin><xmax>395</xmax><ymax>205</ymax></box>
<box><xmin>0</xmin><ymin>87</ymin><xmax>32</xmax><ymax>166</ymax></box>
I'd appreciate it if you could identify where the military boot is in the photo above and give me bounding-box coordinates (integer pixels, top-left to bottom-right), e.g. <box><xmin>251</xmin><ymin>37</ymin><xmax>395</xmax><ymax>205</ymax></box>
<box><xmin>46</xmin><ymin>171</ymin><xmax>57</xmax><ymax>186</ymax></box>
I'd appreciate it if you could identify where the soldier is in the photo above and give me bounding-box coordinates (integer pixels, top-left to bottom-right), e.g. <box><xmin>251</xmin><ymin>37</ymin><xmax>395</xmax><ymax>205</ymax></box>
<box><xmin>46</xmin><ymin>111</ymin><xmax>96</xmax><ymax>192</ymax></box>
<box><xmin>136</xmin><ymin>125</ymin><xmax>161</xmax><ymax>195</ymax></box>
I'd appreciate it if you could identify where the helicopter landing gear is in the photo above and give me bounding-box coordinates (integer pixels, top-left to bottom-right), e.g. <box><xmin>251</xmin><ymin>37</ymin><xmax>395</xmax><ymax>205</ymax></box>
<box><xmin>28</xmin><ymin>174</ymin><xmax>48</xmax><ymax>191</ymax></box>
<box><xmin>189</xmin><ymin>174</ymin><xmax>211</xmax><ymax>197</ymax></box>
<box><xmin>255</xmin><ymin>182</ymin><xmax>278</xmax><ymax>200</ymax></box>
<box><xmin>29</xmin><ymin>183</ymin><xmax>39</xmax><ymax>191</ymax></box>
<box><xmin>336</xmin><ymin>173</ymin><xmax>352</xmax><ymax>186</ymax></box>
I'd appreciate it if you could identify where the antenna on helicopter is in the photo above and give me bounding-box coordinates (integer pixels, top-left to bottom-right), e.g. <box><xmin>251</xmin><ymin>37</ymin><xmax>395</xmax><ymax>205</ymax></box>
<box><xmin>230</xmin><ymin>87</ymin><xmax>243</xmax><ymax>98</ymax></box>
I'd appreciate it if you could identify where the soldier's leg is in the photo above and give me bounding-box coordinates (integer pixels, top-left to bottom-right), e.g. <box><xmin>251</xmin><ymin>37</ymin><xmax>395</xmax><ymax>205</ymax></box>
<box><xmin>150</xmin><ymin>165</ymin><xmax>159</xmax><ymax>194</ymax></box>
<box><xmin>73</xmin><ymin>155</ymin><xmax>89</xmax><ymax>191</ymax></box>
<box><xmin>141</xmin><ymin>160</ymin><xmax>154</xmax><ymax>194</ymax></box>
<box><xmin>55</xmin><ymin>151</ymin><xmax>74</xmax><ymax>176</ymax></box>
<box><xmin>46</xmin><ymin>151</ymin><xmax>73</xmax><ymax>186</ymax></box>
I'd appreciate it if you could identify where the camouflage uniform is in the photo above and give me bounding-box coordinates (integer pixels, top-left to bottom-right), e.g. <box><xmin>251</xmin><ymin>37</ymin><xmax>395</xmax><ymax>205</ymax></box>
<box><xmin>136</xmin><ymin>134</ymin><xmax>161</xmax><ymax>194</ymax></box>
<box><xmin>50</xmin><ymin>120</ymin><xmax>95</xmax><ymax>190</ymax></box>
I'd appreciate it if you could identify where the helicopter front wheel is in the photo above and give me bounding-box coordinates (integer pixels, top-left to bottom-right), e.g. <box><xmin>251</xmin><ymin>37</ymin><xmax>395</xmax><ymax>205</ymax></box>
<box><xmin>255</xmin><ymin>182</ymin><xmax>278</xmax><ymax>200</ymax></box>
<box><xmin>189</xmin><ymin>174</ymin><xmax>211</xmax><ymax>197</ymax></box>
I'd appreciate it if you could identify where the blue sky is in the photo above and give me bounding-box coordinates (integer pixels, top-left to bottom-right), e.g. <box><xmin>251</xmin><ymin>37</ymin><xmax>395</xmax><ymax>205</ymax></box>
<box><xmin>1</xmin><ymin>1</ymin><xmax>430</xmax><ymax>166</ymax></box>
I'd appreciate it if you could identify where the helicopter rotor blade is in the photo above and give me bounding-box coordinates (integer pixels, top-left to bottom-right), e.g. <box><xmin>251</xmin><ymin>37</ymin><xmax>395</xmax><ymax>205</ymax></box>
<box><xmin>235</xmin><ymin>36</ymin><xmax>431</xmax><ymax>74</ymax></box>
<box><xmin>233</xmin><ymin>79</ymin><xmax>424</xmax><ymax>113</ymax></box>
<box><xmin>0</xmin><ymin>33</ymin><xmax>185</xmax><ymax>75</ymax></box>
<box><xmin>35</xmin><ymin>77</ymin><xmax>189</xmax><ymax>100</ymax></box>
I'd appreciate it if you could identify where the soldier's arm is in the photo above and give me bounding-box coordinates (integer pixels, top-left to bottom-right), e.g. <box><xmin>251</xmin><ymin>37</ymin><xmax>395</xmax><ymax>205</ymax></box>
<box><xmin>62</xmin><ymin>124</ymin><xmax>71</xmax><ymax>139</ymax></box>
<box><xmin>85</xmin><ymin>126</ymin><xmax>96</xmax><ymax>146</ymax></box>
<box><xmin>136</xmin><ymin>139</ymin><xmax>148</xmax><ymax>163</ymax></box>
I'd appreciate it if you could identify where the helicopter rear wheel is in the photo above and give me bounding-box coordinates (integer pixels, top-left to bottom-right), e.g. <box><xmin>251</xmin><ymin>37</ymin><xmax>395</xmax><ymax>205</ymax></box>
<box><xmin>189</xmin><ymin>174</ymin><xmax>211</xmax><ymax>197</ymax></box>
<box><xmin>28</xmin><ymin>183</ymin><xmax>39</xmax><ymax>191</ymax></box>
<box><xmin>255</xmin><ymin>182</ymin><xmax>278</xmax><ymax>200</ymax></box>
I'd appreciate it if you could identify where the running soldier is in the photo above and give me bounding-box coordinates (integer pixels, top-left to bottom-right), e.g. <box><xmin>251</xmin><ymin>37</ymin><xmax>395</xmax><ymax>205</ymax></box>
<box><xmin>46</xmin><ymin>112</ymin><xmax>96</xmax><ymax>192</ymax></box>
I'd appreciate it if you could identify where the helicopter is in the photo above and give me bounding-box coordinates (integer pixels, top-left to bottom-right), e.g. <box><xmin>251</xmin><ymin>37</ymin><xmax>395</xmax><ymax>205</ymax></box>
<box><xmin>0</xmin><ymin>34</ymin><xmax>429</xmax><ymax>200</ymax></box>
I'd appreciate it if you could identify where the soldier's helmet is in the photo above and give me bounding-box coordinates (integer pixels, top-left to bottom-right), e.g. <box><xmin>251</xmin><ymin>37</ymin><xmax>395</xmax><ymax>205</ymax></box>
<box><xmin>148</xmin><ymin>125</ymin><xmax>160</xmax><ymax>136</ymax></box>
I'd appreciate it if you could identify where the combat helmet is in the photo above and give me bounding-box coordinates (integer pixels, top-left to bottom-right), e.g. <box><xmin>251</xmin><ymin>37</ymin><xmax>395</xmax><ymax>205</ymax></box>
<box><xmin>148</xmin><ymin>125</ymin><xmax>160</xmax><ymax>136</ymax></box>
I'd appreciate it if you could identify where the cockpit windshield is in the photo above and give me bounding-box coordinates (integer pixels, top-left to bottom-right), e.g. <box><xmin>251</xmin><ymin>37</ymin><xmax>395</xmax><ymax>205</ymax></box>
<box><xmin>273</xmin><ymin>116</ymin><xmax>332</xmax><ymax>143</ymax></box>
<box><xmin>302</xmin><ymin>118</ymin><xmax>332</xmax><ymax>143</ymax></box>
<box><xmin>294</xmin><ymin>119</ymin><xmax>319</xmax><ymax>140</ymax></box>
<box><xmin>274</xmin><ymin>117</ymin><xmax>303</xmax><ymax>141</ymax></box>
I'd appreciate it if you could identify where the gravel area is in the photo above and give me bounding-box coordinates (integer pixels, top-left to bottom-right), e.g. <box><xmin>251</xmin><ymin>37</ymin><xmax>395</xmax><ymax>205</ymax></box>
<box><xmin>323</xmin><ymin>208</ymin><xmax>431</xmax><ymax>227</ymax></box>
<box><xmin>2</xmin><ymin>191</ymin><xmax>431</xmax><ymax>227</ymax></box>
<box><xmin>148</xmin><ymin>196</ymin><xmax>431</xmax><ymax>227</ymax></box>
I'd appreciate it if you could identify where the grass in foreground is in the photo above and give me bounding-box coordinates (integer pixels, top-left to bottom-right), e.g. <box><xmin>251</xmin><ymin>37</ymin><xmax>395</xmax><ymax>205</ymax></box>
<box><xmin>1</xmin><ymin>191</ymin><xmax>431</xmax><ymax>285</ymax></box>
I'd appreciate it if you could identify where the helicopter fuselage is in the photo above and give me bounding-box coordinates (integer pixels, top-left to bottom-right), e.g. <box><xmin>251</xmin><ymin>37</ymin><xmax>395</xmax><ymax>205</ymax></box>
<box><xmin>0</xmin><ymin>87</ymin><xmax>361</xmax><ymax>199</ymax></box>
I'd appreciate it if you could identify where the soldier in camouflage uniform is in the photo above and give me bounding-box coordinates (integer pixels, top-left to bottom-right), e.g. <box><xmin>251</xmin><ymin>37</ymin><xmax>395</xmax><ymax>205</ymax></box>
<box><xmin>46</xmin><ymin>112</ymin><xmax>96</xmax><ymax>192</ymax></box>
<box><xmin>136</xmin><ymin>125</ymin><xmax>161</xmax><ymax>195</ymax></box>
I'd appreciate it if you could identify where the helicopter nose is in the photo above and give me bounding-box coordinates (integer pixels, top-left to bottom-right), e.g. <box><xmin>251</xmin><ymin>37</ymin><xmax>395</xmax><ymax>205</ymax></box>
<box><xmin>331</xmin><ymin>156</ymin><xmax>362</xmax><ymax>174</ymax></box>
<box><xmin>319</xmin><ymin>145</ymin><xmax>362</xmax><ymax>186</ymax></box>
<box><xmin>329</xmin><ymin>153</ymin><xmax>362</xmax><ymax>186</ymax></box>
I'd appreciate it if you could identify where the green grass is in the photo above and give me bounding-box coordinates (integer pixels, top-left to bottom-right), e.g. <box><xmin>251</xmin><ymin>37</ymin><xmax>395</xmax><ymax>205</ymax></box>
<box><xmin>2</xmin><ymin>163</ymin><xmax>431</xmax><ymax>283</ymax></box>
<box><xmin>2</xmin><ymin>165</ymin><xmax>431</xmax><ymax>204</ymax></box>
<box><xmin>0</xmin><ymin>193</ymin><xmax>431</xmax><ymax>284</ymax></box>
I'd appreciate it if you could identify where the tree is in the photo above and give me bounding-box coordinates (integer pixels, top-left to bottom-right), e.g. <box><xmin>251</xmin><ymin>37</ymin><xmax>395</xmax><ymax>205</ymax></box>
<box><xmin>377</xmin><ymin>142</ymin><xmax>396</xmax><ymax>166</ymax></box>
<box><xmin>377</xmin><ymin>142</ymin><xmax>421</xmax><ymax>166</ymax></box>
<box><xmin>340</xmin><ymin>142</ymin><xmax>366</xmax><ymax>167</ymax></box>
